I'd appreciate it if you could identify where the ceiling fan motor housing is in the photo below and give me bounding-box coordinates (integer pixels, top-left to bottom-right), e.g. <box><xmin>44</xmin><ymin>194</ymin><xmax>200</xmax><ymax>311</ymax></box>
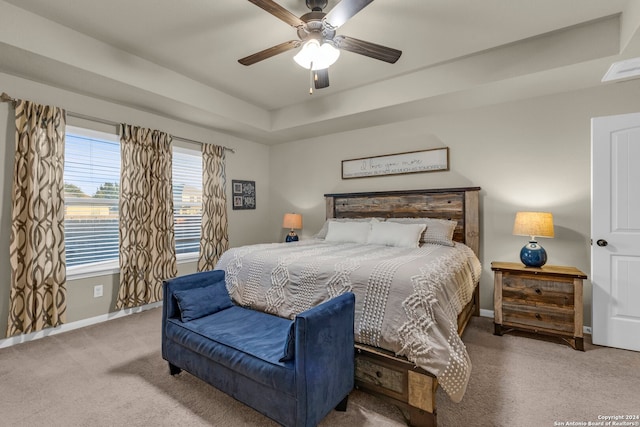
<box><xmin>306</xmin><ymin>0</ymin><xmax>328</xmax><ymax>12</ymax></box>
<box><xmin>298</xmin><ymin>12</ymin><xmax>336</xmax><ymax>43</ymax></box>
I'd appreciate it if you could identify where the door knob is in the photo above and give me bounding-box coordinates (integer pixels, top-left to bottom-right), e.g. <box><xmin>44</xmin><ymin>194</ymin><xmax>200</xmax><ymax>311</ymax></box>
<box><xmin>596</xmin><ymin>239</ymin><xmax>608</xmax><ymax>247</ymax></box>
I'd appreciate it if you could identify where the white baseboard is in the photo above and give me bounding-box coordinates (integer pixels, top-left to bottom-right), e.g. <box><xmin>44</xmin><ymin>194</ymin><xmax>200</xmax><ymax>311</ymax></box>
<box><xmin>0</xmin><ymin>301</ymin><xmax>163</xmax><ymax>349</ymax></box>
<box><xmin>477</xmin><ymin>308</ymin><xmax>592</xmax><ymax>335</ymax></box>
<box><xmin>479</xmin><ymin>309</ymin><xmax>494</xmax><ymax>318</ymax></box>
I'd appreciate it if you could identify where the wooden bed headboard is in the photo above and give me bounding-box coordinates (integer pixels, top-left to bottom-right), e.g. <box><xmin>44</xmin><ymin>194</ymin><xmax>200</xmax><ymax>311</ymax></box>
<box><xmin>324</xmin><ymin>187</ymin><xmax>481</xmax><ymax>257</ymax></box>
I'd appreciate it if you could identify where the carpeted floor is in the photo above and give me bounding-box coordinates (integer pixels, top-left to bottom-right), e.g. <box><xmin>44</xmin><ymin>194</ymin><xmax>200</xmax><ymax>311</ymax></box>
<box><xmin>1</xmin><ymin>308</ymin><xmax>638</xmax><ymax>427</ymax></box>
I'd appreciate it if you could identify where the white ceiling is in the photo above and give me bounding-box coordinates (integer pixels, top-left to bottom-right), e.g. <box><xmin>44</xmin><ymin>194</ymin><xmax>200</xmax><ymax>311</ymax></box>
<box><xmin>1</xmin><ymin>0</ymin><xmax>639</xmax><ymax>144</ymax></box>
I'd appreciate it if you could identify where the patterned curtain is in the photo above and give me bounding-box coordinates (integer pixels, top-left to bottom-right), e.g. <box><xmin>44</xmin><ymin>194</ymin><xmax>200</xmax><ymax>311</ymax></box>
<box><xmin>197</xmin><ymin>144</ymin><xmax>229</xmax><ymax>271</ymax></box>
<box><xmin>116</xmin><ymin>124</ymin><xmax>177</xmax><ymax>309</ymax></box>
<box><xmin>7</xmin><ymin>100</ymin><xmax>67</xmax><ymax>337</ymax></box>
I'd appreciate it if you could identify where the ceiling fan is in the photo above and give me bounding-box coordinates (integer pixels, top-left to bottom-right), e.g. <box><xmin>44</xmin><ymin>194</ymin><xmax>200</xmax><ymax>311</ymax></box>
<box><xmin>238</xmin><ymin>0</ymin><xmax>402</xmax><ymax>91</ymax></box>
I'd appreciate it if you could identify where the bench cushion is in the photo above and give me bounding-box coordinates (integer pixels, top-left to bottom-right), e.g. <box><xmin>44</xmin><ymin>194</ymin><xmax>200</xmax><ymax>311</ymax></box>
<box><xmin>166</xmin><ymin>306</ymin><xmax>295</xmax><ymax>394</ymax></box>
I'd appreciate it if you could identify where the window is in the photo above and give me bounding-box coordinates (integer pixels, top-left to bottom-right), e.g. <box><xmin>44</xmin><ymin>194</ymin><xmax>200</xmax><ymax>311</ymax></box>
<box><xmin>63</xmin><ymin>126</ymin><xmax>203</xmax><ymax>275</ymax></box>
<box><xmin>64</xmin><ymin>126</ymin><xmax>121</xmax><ymax>269</ymax></box>
<box><xmin>172</xmin><ymin>146</ymin><xmax>203</xmax><ymax>257</ymax></box>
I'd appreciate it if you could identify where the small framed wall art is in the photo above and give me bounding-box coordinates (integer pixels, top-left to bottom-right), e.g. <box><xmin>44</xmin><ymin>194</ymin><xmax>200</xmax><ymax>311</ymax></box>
<box><xmin>232</xmin><ymin>180</ymin><xmax>256</xmax><ymax>210</ymax></box>
<box><xmin>341</xmin><ymin>147</ymin><xmax>449</xmax><ymax>179</ymax></box>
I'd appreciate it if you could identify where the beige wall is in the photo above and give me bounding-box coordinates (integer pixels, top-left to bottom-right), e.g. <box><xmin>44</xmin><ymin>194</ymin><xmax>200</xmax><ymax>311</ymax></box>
<box><xmin>268</xmin><ymin>79</ymin><xmax>640</xmax><ymax>327</ymax></box>
<box><xmin>3</xmin><ymin>70</ymin><xmax>640</xmax><ymax>338</ymax></box>
<box><xmin>0</xmin><ymin>72</ymin><xmax>271</xmax><ymax>338</ymax></box>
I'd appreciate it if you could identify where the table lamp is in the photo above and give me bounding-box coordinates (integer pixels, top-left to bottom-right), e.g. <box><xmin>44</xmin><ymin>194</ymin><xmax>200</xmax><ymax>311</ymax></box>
<box><xmin>512</xmin><ymin>211</ymin><xmax>554</xmax><ymax>267</ymax></box>
<box><xmin>282</xmin><ymin>213</ymin><xmax>302</xmax><ymax>242</ymax></box>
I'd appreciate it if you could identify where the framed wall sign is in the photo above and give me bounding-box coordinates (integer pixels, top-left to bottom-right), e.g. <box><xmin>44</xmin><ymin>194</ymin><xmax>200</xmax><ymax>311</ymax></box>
<box><xmin>232</xmin><ymin>180</ymin><xmax>256</xmax><ymax>210</ymax></box>
<box><xmin>341</xmin><ymin>147</ymin><xmax>449</xmax><ymax>179</ymax></box>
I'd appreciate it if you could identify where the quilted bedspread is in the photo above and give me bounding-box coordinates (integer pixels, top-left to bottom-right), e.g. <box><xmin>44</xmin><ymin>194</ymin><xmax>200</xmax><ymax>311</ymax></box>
<box><xmin>215</xmin><ymin>239</ymin><xmax>481</xmax><ymax>402</ymax></box>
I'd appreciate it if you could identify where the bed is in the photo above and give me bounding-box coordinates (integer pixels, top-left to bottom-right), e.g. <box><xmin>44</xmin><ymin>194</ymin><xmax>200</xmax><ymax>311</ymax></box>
<box><xmin>215</xmin><ymin>187</ymin><xmax>481</xmax><ymax>427</ymax></box>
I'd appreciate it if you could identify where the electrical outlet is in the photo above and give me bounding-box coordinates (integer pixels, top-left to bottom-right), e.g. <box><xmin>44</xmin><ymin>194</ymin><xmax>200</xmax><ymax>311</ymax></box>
<box><xmin>93</xmin><ymin>285</ymin><xmax>104</xmax><ymax>298</ymax></box>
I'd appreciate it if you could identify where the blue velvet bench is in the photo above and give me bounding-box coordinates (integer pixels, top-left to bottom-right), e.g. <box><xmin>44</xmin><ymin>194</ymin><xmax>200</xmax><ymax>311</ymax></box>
<box><xmin>162</xmin><ymin>270</ymin><xmax>355</xmax><ymax>427</ymax></box>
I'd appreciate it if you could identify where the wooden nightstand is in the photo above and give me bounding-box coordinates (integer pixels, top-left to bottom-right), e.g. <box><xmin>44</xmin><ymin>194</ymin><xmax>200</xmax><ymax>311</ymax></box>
<box><xmin>491</xmin><ymin>261</ymin><xmax>587</xmax><ymax>351</ymax></box>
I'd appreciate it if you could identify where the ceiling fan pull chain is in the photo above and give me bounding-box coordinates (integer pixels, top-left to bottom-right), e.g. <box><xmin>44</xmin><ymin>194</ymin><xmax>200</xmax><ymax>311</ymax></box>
<box><xmin>309</xmin><ymin>62</ymin><xmax>314</xmax><ymax>95</ymax></box>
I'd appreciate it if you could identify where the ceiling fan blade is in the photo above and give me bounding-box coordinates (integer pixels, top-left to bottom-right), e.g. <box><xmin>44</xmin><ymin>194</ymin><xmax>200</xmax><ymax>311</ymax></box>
<box><xmin>314</xmin><ymin>69</ymin><xmax>330</xmax><ymax>89</ymax></box>
<box><xmin>238</xmin><ymin>40</ymin><xmax>300</xmax><ymax>66</ymax></box>
<box><xmin>334</xmin><ymin>35</ymin><xmax>402</xmax><ymax>63</ymax></box>
<box><xmin>324</xmin><ymin>0</ymin><xmax>374</xmax><ymax>28</ymax></box>
<box><xmin>248</xmin><ymin>0</ymin><xmax>305</xmax><ymax>28</ymax></box>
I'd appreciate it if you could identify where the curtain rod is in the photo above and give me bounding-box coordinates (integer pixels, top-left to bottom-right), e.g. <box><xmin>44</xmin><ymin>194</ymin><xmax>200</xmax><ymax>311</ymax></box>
<box><xmin>1</xmin><ymin>92</ymin><xmax>235</xmax><ymax>154</ymax></box>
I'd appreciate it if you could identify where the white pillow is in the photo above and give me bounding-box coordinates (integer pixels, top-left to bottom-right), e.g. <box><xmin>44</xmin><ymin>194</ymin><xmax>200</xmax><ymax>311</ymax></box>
<box><xmin>325</xmin><ymin>220</ymin><xmax>371</xmax><ymax>243</ymax></box>
<box><xmin>314</xmin><ymin>217</ymin><xmax>382</xmax><ymax>239</ymax></box>
<box><xmin>368</xmin><ymin>221</ymin><xmax>426</xmax><ymax>248</ymax></box>
<box><xmin>386</xmin><ymin>217</ymin><xmax>457</xmax><ymax>246</ymax></box>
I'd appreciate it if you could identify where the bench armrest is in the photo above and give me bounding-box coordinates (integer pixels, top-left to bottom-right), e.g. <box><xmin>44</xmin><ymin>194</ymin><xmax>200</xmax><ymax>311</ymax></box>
<box><xmin>294</xmin><ymin>292</ymin><xmax>355</xmax><ymax>426</ymax></box>
<box><xmin>162</xmin><ymin>270</ymin><xmax>226</xmax><ymax>358</ymax></box>
<box><xmin>162</xmin><ymin>270</ymin><xmax>226</xmax><ymax>320</ymax></box>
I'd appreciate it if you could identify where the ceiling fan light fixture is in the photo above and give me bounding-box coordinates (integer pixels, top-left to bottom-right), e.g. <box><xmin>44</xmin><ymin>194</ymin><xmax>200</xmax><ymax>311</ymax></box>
<box><xmin>293</xmin><ymin>39</ymin><xmax>340</xmax><ymax>70</ymax></box>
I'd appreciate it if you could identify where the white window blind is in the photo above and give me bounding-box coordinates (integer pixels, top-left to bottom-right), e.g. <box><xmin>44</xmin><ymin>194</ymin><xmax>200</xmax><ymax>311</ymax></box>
<box><xmin>173</xmin><ymin>147</ymin><xmax>202</xmax><ymax>256</ymax></box>
<box><xmin>64</xmin><ymin>126</ymin><xmax>121</xmax><ymax>268</ymax></box>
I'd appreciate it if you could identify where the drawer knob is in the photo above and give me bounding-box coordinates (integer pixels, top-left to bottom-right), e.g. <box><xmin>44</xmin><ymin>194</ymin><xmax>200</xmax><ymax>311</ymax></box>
<box><xmin>535</xmin><ymin>313</ymin><xmax>542</xmax><ymax>320</ymax></box>
<box><xmin>535</xmin><ymin>288</ymin><xmax>542</xmax><ymax>295</ymax></box>
<box><xmin>376</xmin><ymin>371</ymin><xmax>383</xmax><ymax>378</ymax></box>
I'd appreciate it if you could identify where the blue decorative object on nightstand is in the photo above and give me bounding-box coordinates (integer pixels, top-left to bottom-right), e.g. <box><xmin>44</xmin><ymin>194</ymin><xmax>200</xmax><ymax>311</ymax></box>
<box><xmin>285</xmin><ymin>233</ymin><xmax>299</xmax><ymax>243</ymax></box>
<box><xmin>520</xmin><ymin>240</ymin><xmax>547</xmax><ymax>267</ymax></box>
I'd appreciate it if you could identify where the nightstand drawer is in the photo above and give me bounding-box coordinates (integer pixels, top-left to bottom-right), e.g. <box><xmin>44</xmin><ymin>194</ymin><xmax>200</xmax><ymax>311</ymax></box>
<box><xmin>502</xmin><ymin>274</ymin><xmax>574</xmax><ymax>308</ymax></box>
<box><xmin>503</xmin><ymin>301</ymin><xmax>574</xmax><ymax>334</ymax></box>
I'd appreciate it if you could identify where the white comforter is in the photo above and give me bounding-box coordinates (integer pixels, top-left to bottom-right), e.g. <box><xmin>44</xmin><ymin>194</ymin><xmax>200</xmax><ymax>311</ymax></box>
<box><xmin>215</xmin><ymin>239</ymin><xmax>481</xmax><ymax>402</ymax></box>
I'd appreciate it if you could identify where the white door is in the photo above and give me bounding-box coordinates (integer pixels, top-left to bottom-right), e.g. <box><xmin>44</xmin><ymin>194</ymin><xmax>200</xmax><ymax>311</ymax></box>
<box><xmin>592</xmin><ymin>112</ymin><xmax>640</xmax><ymax>351</ymax></box>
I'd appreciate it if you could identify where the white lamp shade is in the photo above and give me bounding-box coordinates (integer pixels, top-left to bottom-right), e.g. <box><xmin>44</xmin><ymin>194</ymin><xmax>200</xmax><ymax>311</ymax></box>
<box><xmin>282</xmin><ymin>213</ymin><xmax>303</xmax><ymax>230</ymax></box>
<box><xmin>513</xmin><ymin>211</ymin><xmax>554</xmax><ymax>239</ymax></box>
<box><xmin>293</xmin><ymin>40</ymin><xmax>340</xmax><ymax>70</ymax></box>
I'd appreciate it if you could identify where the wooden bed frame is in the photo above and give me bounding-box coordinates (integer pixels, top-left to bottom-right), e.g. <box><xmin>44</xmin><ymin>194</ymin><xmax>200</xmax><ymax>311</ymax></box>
<box><xmin>324</xmin><ymin>187</ymin><xmax>481</xmax><ymax>427</ymax></box>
